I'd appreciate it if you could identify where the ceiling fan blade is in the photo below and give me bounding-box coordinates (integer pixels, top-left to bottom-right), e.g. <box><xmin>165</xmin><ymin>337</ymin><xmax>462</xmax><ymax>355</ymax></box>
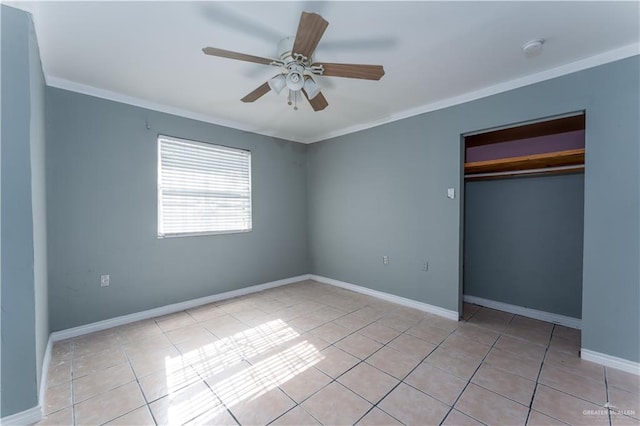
<box><xmin>302</xmin><ymin>89</ymin><xmax>328</xmax><ymax>111</ymax></box>
<box><xmin>292</xmin><ymin>12</ymin><xmax>329</xmax><ymax>59</ymax></box>
<box><xmin>202</xmin><ymin>47</ymin><xmax>276</xmax><ymax>66</ymax></box>
<box><xmin>241</xmin><ymin>82</ymin><xmax>271</xmax><ymax>103</ymax></box>
<box><xmin>199</xmin><ymin>3</ymin><xmax>283</xmax><ymax>42</ymax></box>
<box><xmin>315</xmin><ymin>63</ymin><xmax>385</xmax><ymax>80</ymax></box>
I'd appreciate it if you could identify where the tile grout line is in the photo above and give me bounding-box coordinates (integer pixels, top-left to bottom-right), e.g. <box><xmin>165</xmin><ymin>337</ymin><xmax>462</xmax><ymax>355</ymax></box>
<box><xmin>450</xmin><ymin>311</ymin><xmax>560</xmax><ymax>418</ymax></box>
<box><xmin>74</xmin><ymin>332</ymin><xmax>147</xmax><ymax>425</ymax></box>
<box><xmin>64</xmin><ymin>295</ymin><xmax>395</xmax><ymax>426</ymax></box>
<box><xmin>71</xmin><ymin>341</ymin><xmax>76</xmax><ymax>425</ymax></box>
<box><xmin>273</xmin><ymin>288</ymin><xmax>403</xmax><ymax>423</ymax></box>
<box><xmin>71</xmin><ymin>328</ymin><xmax>161</xmax><ymax>425</ymax></box>
<box><xmin>166</xmin><ymin>308</ymin><xmax>241</xmax><ymax>426</ymax></box>
<box><xmin>123</xmin><ymin>311</ymin><xmax>220</xmax><ymax>424</ymax></box>
<box><xmin>273</xmin><ymin>303</ymin><xmax>515</xmax><ymax>425</ymax></box>
<box><xmin>261</xmin><ymin>312</ymin><xmax>329</xmax><ymax>426</ymax></box>
<box><xmin>79</xmin><ymin>296</ymin><xmax>414</xmax><ymax>424</ymax></box>
<box><xmin>43</xmin><ymin>343</ymin><xmax>77</xmax><ymax>422</ymax></box>
<box><xmin>264</xmin><ymin>298</ymin><xmax>388</xmax><ymax>425</ymax></box>
<box><xmin>435</xmin><ymin>317</ymin><xmax>506</xmax><ymax>426</ymax></box>
<box><xmin>349</xmin><ymin>325</ymin><xmax>443</xmax><ymax>425</ymax></box>
<box><xmin>522</xmin><ymin>324</ymin><xmax>609</xmax><ymax>425</ymax></box>
<box><xmin>347</xmin><ymin>310</ymin><xmax>501</xmax><ymax>425</ymax></box>
<box><xmin>263</xmin><ymin>297</ymin><xmax>432</xmax><ymax>424</ymax></box>
<box><xmin>50</xmin><ymin>286</ymin><xmax>598</xmax><ymax>426</ymax></box>
<box><xmin>357</xmin><ymin>326</ymin><xmax>456</xmax><ymax>425</ymax></box>
<box><xmin>116</xmin><ymin>327</ymin><xmax>160</xmax><ymax>426</ymax></box>
<box><xmin>604</xmin><ymin>366</ymin><xmax>612</xmax><ymax>426</ymax></box>
<box><xmin>463</xmin><ymin>304</ymin><xmax>482</xmax><ymax>322</ymax></box>
<box><xmin>524</xmin><ymin>323</ymin><xmax>555</xmax><ymax>425</ymax></box>
<box><xmin>215</xmin><ymin>292</ymin><xmax>340</xmax><ymax>425</ymax></box>
<box><xmin>529</xmin><ymin>374</ymin><xmax>618</xmax><ymax>411</ymax></box>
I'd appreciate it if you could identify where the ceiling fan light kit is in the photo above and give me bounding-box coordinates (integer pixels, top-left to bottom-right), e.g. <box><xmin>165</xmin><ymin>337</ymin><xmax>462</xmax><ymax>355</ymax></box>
<box><xmin>202</xmin><ymin>11</ymin><xmax>385</xmax><ymax>111</ymax></box>
<box><xmin>303</xmin><ymin>78</ymin><xmax>321</xmax><ymax>100</ymax></box>
<box><xmin>268</xmin><ymin>74</ymin><xmax>287</xmax><ymax>94</ymax></box>
<box><xmin>285</xmin><ymin>63</ymin><xmax>306</xmax><ymax>91</ymax></box>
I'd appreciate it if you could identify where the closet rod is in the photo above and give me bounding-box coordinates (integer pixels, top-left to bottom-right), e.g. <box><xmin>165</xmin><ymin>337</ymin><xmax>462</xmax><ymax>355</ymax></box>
<box><xmin>465</xmin><ymin>164</ymin><xmax>584</xmax><ymax>179</ymax></box>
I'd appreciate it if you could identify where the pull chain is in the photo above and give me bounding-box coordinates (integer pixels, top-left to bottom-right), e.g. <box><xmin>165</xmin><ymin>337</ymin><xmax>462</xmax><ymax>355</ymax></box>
<box><xmin>287</xmin><ymin>90</ymin><xmax>300</xmax><ymax>110</ymax></box>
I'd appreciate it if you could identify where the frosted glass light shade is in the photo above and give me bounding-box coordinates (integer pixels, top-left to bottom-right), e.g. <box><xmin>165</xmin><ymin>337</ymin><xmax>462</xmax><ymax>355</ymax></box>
<box><xmin>268</xmin><ymin>74</ymin><xmax>287</xmax><ymax>94</ymax></box>
<box><xmin>303</xmin><ymin>78</ymin><xmax>321</xmax><ymax>100</ymax></box>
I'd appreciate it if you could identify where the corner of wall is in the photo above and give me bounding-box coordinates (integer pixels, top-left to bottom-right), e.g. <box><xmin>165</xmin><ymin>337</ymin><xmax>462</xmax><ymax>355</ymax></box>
<box><xmin>27</xmin><ymin>8</ymin><xmax>49</xmax><ymax>394</ymax></box>
<box><xmin>0</xmin><ymin>4</ymin><xmax>47</xmax><ymax>419</ymax></box>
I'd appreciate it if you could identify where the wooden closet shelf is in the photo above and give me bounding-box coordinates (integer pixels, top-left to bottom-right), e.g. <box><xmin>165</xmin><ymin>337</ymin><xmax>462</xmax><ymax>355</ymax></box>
<box><xmin>464</xmin><ymin>148</ymin><xmax>585</xmax><ymax>175</ymax></box>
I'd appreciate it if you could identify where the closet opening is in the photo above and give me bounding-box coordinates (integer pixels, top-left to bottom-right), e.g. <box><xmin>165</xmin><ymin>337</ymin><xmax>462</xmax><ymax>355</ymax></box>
<box><xmin>461</xmin><ymin>112</ymin><xmax>585</xmax><ymax>332</ymax></box>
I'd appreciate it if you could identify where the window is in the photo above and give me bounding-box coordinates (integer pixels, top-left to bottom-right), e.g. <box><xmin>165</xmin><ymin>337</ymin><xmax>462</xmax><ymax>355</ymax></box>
<box><xmin>158</xmin><ymin>136</ymin><xmax>252</xmax><ymax>237</ymax></box>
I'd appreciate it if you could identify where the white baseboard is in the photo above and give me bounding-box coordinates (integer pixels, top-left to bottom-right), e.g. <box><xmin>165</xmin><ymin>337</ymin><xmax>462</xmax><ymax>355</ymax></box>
<box><xmin>2</xmin><ymin>335</ymin><xmax>54</xmax><ymax>425</ymax></box>
<box><xmin>463</xmin><ymin>295</ymin><xmax>581</xmax><ymax>330</ymax></box>
<box><xmin>0</xmin><ymin>405</ymin><xmax>42</xmax><ymax>426</ymax></box>
<box><xmin>51</xmin><ymin>274</ymin><xmax>311</xmax><ymax>342</ymax></box>
<box><xmin>38</xmin><ymin>336</ymin><xmax>53</xmax><ymax>415</ymax></box>
<box><xmin>310</xmin><ymin>275</ymin><xmax>459</xmax><ymax>321</ymax></box>
<box><xmin>581</xmin><ymin>349</ymin><xmax>640</xmax><ymax>376</ymax></box>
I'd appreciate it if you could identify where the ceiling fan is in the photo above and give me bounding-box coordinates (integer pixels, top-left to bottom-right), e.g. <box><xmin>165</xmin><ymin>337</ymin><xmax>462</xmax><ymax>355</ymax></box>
<box><xmin>202</xmin><ymin>11</ymin><xmax>385</xmax><ymax>111</ymax></box>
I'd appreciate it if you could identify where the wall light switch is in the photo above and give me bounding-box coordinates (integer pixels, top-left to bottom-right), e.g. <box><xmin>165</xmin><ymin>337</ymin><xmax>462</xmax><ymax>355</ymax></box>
<box><xmin>447</xmin><ymin>188</ymin><xmax>455</xmax><ymax>199</ymax></box>
<box><xmin>382</xmin><ymin>256</ymin><xmax>389</xmax><ymax>265</ymax></box>
<box><xmin>100</xmin><ymin>274</ymin><xmax>110</xmax><ymax>287</ymax></box>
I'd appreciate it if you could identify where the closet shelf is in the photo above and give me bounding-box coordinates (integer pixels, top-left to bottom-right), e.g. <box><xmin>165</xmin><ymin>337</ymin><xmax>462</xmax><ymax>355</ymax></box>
<box><xmin>464</xmin><ymin>148</ymin><xmax>585</xmax><ymax>175</ymax></box>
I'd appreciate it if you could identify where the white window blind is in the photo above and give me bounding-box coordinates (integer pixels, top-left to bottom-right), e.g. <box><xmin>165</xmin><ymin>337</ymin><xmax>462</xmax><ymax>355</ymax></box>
<box><xmin>158</xmin><ymin>136</ymin><xmax>252</xmax><ymax>237</ymax></box>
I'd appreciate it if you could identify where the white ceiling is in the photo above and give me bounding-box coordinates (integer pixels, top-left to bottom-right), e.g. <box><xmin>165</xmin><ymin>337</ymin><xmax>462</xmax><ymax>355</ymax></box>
<box><xmin>10</xmin><ymin>1</ymin><xmax>640</xmax><ymax>143</ymax></box>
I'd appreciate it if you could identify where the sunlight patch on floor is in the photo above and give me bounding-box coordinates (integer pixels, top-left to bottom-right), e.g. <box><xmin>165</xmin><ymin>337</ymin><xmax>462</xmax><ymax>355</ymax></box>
<box><xmin>210</xmin><ymin>339</ymin><xmax>323</xmax><ymax>406</ymax></box>
<box><xmin>171</xmin><ymin>319</ymin><xmax>299</xmax><ymax>378</ymax></box>
<box><xmin>161</xmin><ymin>319</ymin><xmax>322</xmax><ymax>420</ymax></box>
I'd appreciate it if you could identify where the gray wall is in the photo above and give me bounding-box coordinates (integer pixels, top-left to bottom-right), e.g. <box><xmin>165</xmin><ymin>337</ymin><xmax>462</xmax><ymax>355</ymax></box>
<box><xmin>464</xmin><ymin>173</ymin><xmax>584</xmax><ymax>319</ymax></box>
<box><xmin>580</xmin><ymin>58</ymin><xmax>639</xmax><ymax>363</ymax></box>
<box><xmin>307</xmin><ymin>56</ymin><xmax>639</xmax><ymax>363</ymax></box>
<box><xmin>307</xmin><ymin>120</ymin><xmax>462</xmax><ymax>310</ymax></box>
<box><xmin>46</xmin><ymin>88</ymin><xmax>309</xmax><ymax>331</ymax></box>
<box><xmin>1</xmin><ymin>5</ymin><xmax>47</xmax><ymax>417</ymax></box>
<box><xmin>0</xmin><ymin>6</ymin><xmax>3</xmax><ymax>413</ymax></box>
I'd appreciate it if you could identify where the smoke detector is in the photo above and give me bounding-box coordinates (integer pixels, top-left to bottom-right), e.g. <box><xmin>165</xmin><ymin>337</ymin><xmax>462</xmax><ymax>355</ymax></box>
<box><xmin>522</xmin><ymin>39</ymin><xmax>545</xmax><ymax>58</ymax></box>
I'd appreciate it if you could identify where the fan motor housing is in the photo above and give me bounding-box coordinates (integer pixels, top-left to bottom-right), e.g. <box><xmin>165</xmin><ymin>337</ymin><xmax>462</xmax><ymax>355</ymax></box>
<box><xmin>277</xmin><ymin>36</ymin><xmax>310</xmax><ymax>65</ymax></box>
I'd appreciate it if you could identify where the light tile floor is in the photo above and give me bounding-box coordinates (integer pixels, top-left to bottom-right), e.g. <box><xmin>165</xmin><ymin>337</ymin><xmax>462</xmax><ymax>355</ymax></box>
<box><xmin>38</xmin><ymin>280</ymin><xmax>640</xmax><ymax>425</ymax></box>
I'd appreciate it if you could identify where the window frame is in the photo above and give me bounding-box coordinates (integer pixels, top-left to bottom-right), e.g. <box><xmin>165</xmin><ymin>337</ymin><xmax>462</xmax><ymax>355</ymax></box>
<box><xmin>157</xmin><ymin>135</ymin><xmax>252</xmax><ymax>239</ymax></box>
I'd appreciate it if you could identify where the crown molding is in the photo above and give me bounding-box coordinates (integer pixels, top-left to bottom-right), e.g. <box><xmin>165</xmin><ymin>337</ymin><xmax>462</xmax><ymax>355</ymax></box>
<box><xmin>46</xmin><ymin>44</ymin><xmax>638</xmax><ymax>145</ymax></box>
<box><xmin>308</xmin><ymin>43</ymin><xmax>639</xmax><ymax>143</ymax></box>
<box><xmin>45</xmin><ymin>76</ymin><xmax>307</xmax><ymax>143</ymax></box>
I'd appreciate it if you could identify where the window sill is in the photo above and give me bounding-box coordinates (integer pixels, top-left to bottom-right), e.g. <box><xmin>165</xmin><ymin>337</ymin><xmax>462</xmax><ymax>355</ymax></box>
<box><xmin>158</xmin><ymin>229</ymin><xmax>252</xmax><ymax>239</ymax></box>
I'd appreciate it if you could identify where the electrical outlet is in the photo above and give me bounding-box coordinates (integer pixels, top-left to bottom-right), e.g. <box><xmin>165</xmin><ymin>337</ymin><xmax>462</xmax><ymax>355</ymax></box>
<box><xmin>421</xmin><ymin>261</ymin><xmax>429</xmax><ymax>272</ymax></box>
<box><xmin>100</xmin><ymin>274</ymin><xmax>110</xmax><ymax>287</ymax></box>
<box><xmin>382</xmin><ymin>256</ymin><xmax>389</xmax><ymax>265</ymax></box>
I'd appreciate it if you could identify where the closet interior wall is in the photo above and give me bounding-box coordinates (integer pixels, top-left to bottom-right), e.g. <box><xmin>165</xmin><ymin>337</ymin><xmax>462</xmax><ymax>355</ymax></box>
<box><xmin>462</xmin><ymin>116</ymin><xmax>586</xmax><ymax>320</ymax></box>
